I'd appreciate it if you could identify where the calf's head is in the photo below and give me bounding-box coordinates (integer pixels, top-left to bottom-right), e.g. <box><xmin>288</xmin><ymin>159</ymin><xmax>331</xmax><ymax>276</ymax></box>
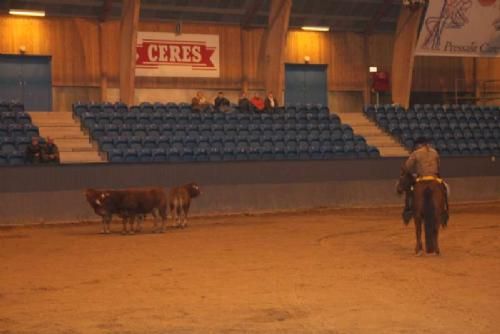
<box><xmin>186</xmin><ymin>182</ymin><xmax>201</xmax><ymax>198</ymax></box>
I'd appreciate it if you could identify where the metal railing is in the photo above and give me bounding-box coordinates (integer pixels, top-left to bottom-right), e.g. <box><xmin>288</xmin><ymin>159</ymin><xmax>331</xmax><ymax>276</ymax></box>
<box><xmin>453</xmin><ymin>78</ymin><xmax>500</xmax><ymax>104</ymax></box>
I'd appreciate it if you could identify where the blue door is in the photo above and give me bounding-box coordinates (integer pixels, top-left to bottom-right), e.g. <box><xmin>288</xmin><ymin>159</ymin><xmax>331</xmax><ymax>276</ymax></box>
<box><xmin>0</xmin><ymin>55</ymin><xmax>52</xmax><ymax>111</ymax></box>
<box><xmin>285</xmin><ymin>64</ymin><xmax>327</xmax><ymax>106</ymax></box>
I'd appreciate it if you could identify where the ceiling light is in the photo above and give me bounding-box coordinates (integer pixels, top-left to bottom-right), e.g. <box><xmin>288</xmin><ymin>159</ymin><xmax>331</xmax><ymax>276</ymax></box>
<box><xmin>301</xmin><ymin>26</ymin><xmax>330</xmax><ymax>32</ymax></box>
<box><xmin>9</xmin><ymin>9</ymin><xmax>46</xmax><ymax>17</ymax></box>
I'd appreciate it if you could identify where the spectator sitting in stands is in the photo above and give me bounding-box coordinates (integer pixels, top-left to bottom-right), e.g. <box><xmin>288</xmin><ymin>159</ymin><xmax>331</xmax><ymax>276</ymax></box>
<box><xmin>42</xmin><ymin>137</ymin><xmax>60</xmax><ymax>164</ymax></box>
<box><xmin>250</xmin><ymin>92</ymin><xmax>265</xmax><ymax>112</ymax></box>
<box><xmin>238</xmin><ymin>92</ymin><xmax>251</xmax><ymax>113</ymax></box>
<box><xmin>264</xmin><ymin>91</ymin><xmax>278</xmax><ymax>112</ymax></box>
<box><xmin>192</xmin><ymin>91</ymin><xmax>210</xmax><ymax>112</ymax></box>
<box><xmin>214</xmin><ymin>91</ymin><xmax>230</xmax><ymax>112</ymax></box>
<box><xmin>25</xmin><ymin>137</ymin><xmax>43</xmax><ymax>164</ymax></box>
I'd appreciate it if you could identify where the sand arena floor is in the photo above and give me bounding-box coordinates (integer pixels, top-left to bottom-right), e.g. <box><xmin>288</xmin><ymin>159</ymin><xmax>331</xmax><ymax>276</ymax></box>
<box><xmin>1</xmin><ymin>203</ymin><xmax>500</xmax><ymax>334</ymax></box>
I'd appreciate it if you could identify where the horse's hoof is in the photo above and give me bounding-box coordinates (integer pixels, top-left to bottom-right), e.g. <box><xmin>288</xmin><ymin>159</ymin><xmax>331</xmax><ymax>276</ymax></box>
<box><xmin>415</xmin><ymin>250</ymin><xmax>423</xmax><ymax>257</ymax></box>
<box><xmin>105</xmin><ymin>230</ymin><xmax>111</xmax><ymax>234</ymax></box>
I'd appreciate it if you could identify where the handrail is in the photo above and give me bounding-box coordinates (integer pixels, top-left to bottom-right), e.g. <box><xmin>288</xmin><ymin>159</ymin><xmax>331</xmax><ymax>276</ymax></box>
<box><xmin>453</xmin><ymin>78</ymin><xmax>500</xmax><ymax>104</ymax></box>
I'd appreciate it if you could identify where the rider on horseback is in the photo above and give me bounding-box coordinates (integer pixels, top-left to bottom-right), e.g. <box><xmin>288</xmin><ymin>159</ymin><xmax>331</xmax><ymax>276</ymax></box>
<box><xmin>402</xmin><ymin>137</ymin><xmax>449</xmax><ymax>224</ymax></box>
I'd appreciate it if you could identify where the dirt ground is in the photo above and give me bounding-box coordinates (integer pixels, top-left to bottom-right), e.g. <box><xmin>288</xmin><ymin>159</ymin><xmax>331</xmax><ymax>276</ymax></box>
<box><xmin>1</xmin><ymin>203</ymin><xmax>500</xmax><ymax>334</ymax></box>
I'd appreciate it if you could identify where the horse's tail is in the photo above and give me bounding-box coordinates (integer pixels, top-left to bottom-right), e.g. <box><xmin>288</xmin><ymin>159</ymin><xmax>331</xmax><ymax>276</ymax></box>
<box><xmin>423</xmin><ymin>187</ymin><xmax>436</xmax><ymax>253</ymax></box>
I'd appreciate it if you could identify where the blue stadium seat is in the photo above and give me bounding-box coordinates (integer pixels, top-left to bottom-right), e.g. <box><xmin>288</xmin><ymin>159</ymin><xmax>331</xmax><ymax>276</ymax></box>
<box><xmin>107</xmin><ymin>149</ymin><xmax>123</xmax><ymax>162</ymax></box>
<box><xmin>8</xmin><ymin>151</ymin><xmax>25</xmax><ymax>165</ymax></box>
<box><xmin>0</xmin><ymin>151</ymin><xmax>8</xmax><ymax>165</ymax></box>
<box><xmin>119</xmin><ymin>124</ymin><xmax>133</xmax><ymax>137</ymax></box>
<box><xmin>208</xmin><ymin>146</ymin><xmax>223</xmax><ymax>161</ymax></box>
<box><xmin>152</xmin><ymin>148</ymin><xmax>167</xmax><ymax>162</ymax></box>
<box><xmin>89</xmin><ymin>103</ymin><xmax>103</xmax><ymax>114</ymax></box>
<box><xmin>1</xmin><ymin>112</ymin><xmax>16</xmax><ymax>124</ymax></box>
<box><xmin>15</xmin><ymin>136</ymin><xmax>30</xmax><ymax>151</ymax></box>
<box><xmin>123</xmin><ymin>149</ymin><xmax>139</xmax><ymax>163</ymax></box>
<box><xmin>0</xmin><ymin>137</ymin><xmax>16</xmax><ymax>153</ymax></box>
<box><xmin>137</xmin><ymin>113</ymin><xmax>150</xmax><ymax>124</ymax></box>
<box><xmin>114</xmin><ymin>136</ymin><xmax>129</xmax><ymax>149</ymax></box>
<box><xmin>143</xmin><ymin>136</ymin><xmax>157</xmax><ymax>149</ymax></box>
<box><xmin>167</xmin><ymin>147</ymin><xmax>182</xmax><ymax>162</ymax></box>
<box><xmin>98</xmin><ymin>136</ymin><xmax>114</xmax><ymax>151</ymax></box>
<box><xmin>367</xmin><ymin>146</ymin><xmax>380</xmax><ymax>158</ymax></box>
<box><xmin>139</xmin><ymin>148</ymin><xmax>153</xmax><ymax>162</ymax></box>
<box><xmin>133</xmin><ymin>124</ymin><xmax>147</xmax><ymax>137</ymax></box>
<box><xmin>104</xmin><ymin>124</ymin><xmax>119</xmax><ymax>137</ymax></box>
<box><xmin>124</xmin><ymin>113</ymin><xmax>137</xmax><ymax>125</ymax></box>
<box><xmin>0</xmin><ymin>124</ymin><xmax>8</xmax><ymax>137</ymax></box>
<box><xmin>115</xmin><ymin>102</ymin><xmax>128</xmax><ymax>113</ymax></box>
<box><xmin>73</xmin><ymin>103</ymin><xmax>88</xmax><ymax>117</ymax></box>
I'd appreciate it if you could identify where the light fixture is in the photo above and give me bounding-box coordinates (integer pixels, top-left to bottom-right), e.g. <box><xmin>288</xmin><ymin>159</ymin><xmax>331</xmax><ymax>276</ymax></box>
<box><xmin>9</xmin><ymin>9</ymin><xmax>46</xmax><ymax>17</ymax></box>
<box><xmin>369</xmin><ymin>66</ymin><xmax>378</xmax><ymax>73</ymax></box>
<box><xmin>301</xmin><ymin>26</ymin><xmax>330</xmax><ymax>32</ymax></box>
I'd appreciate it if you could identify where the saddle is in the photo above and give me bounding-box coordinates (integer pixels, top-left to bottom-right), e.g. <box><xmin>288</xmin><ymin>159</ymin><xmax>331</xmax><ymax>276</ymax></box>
<box><xmin>415</xmin><ymin>175</ymin><xmax>444</xmax><ymax>184</ymax></box>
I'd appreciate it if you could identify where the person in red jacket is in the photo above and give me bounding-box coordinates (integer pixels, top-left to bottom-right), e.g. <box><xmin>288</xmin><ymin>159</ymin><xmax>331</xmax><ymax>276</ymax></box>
<box><xmin>250</xmin><ymin>92</ymin><xmax>265</xmax><ymax>112</ymax></box>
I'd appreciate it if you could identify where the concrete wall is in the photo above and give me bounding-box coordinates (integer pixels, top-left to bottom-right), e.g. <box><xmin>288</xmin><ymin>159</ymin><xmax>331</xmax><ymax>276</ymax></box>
<box><xmin>0</xmin><ymin>157</ymin><xmax>498</xmax><ymax>225</ymax></box>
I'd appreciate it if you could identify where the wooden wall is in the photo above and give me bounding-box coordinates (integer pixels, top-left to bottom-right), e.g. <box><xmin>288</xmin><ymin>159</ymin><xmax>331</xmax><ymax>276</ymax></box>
<box><xmin>2</xmin><ymin>14</ymin><xmax>500</xmax><ymax>111</ymax></box>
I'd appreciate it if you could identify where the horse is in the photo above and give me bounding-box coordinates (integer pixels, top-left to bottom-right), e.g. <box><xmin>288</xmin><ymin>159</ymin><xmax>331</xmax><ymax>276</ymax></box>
<box><xmin>397</xmin><ymin>168</ymin><xmax>447</xmax><ymax>256</ymax></box>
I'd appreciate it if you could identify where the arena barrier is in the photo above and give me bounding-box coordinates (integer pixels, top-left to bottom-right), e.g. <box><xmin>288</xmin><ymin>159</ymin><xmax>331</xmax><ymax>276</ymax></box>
<box><xmin>0</xmin><ymin>157</ymin><xmax>499</xmax><ymax>225</ymax></box>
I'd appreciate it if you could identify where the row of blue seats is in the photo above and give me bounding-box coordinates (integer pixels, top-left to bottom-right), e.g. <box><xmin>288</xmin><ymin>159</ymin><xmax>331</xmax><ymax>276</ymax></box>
<box><xmin>0</xmin><ymin>102</ymin><xmax>24</xmax><ymax>113</ymax></box>
<box><xmin>105</xmin><ymin>144</ymin><xmax>380</xmax><ymax>163</ymax></box>
<box><xmin>374</xmin><ymin>111</ymin><xmax>498</xmax><ymax>123</ymax></box>
<box><xmin>79</xmin><ymin>111</ymin><xmax>335</xmax><ymax>127</ymax></box>
<box><xmin>73</xmin><ymin>102</ymin><xmax>328</xmax><ymax>115</ymax></box>
<box><xmin>0</xmin><ymin>151</ymin><xmax>26</xmax><ymax>165</ymax></box>
<box><xmin>366</xmin><ymin>104</ymin><xmax>500</xmax><ymax>114</ymax></box>
<box><xmin>394</xmin><ymin>128</ymin><xmax>500</xmax><ymax>141</ymax></box>
<box><xmin>383</xmin><ymin>121</ymin><xmax>500</xmax><ymax>134</ymax></box>
<box><xmin>88</xmin><ymin>124</ymin><xmax>355</xmax><ymax>139</ymax></box>
<box><xmin>97</xmin><ymin>135</ymin><xmax>365</xmax><ymax>151</ymax></box>
<box><xmin>0</xmin><ymin>125</ymin><xmax>40</xmax><ymax>138</ymax></box>
<box><xmin>380</xmin><ymin>117</ymin><xmax>499</xmax><ymax>128</ymax></box>
<box><xmin>0</xmin><ymin>112</ymin><xmax>32</xmax><ymax>124</ymax></box>
<box><xmin>0</xmin><ymin>136</ymin><xmax>42</xmax><ymax>153</ymax></box>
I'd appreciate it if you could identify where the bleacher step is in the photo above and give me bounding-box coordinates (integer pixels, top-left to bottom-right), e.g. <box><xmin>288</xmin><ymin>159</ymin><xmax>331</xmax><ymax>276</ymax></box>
<box><xmin>337</xmin><ymin>111</ymin><xmax>409</xmax><ymax>157</ymax></box>
<box><xmin>61</xmin><ymin>151</ymin><xmax>104</xmax><ymax>164</ymax></box>
<box><xmin>29</xmin><ymin>112</ymin><xmax>105</xmax><ymax>164</ymax></box>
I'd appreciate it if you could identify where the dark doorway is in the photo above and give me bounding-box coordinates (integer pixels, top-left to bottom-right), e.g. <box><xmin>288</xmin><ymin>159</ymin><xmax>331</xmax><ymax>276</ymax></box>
<box><xmin>0</xmin><ymin>55</ymin><xmax>52</xmax><ymax>111</ymax></box>
<box><xmin>285</xmin><ymin>64</ymin><xmax>328</xmax><ymax>106</ymax></box>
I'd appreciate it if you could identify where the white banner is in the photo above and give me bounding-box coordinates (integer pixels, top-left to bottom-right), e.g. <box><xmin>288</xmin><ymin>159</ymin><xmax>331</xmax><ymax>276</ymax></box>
<box><xmin>136</xmin><ymin>32</ymin><xmax>220</xmax><ymax>77</ymax></box>
<box><xmin>415</xmin><ymin>0</ymin><xmax>500</xmax><ymax>57</ymax></box>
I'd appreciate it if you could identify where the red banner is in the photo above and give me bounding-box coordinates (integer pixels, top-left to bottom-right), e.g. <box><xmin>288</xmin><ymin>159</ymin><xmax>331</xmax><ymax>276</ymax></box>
<box><xmin>135</xmin><ymin>32</ymin><xmax>220</xmax><ymax>77</ymax></box>
<box><xmin>137</xmin><ymin>40</ymin><xmax>216</xmax><ymax>68</ymax></box>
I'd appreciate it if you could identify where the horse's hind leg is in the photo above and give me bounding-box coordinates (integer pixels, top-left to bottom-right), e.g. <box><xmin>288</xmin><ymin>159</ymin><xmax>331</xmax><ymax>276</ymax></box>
<box><xmin>433</xmin><ymin>213</ymin><xmax>441</xmax><ymax>255</ymax></box>
<box><xmin>414</xmin><ymin>217</ymin><xmax>423</xmax><ymax>256</ymax></box>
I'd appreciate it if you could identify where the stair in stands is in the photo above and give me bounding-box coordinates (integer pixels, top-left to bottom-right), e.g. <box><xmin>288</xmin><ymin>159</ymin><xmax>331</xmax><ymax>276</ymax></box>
<box><xmin>336</xmin><ymin>112</ymin><xmax>409</xmax><ymax>157</ymax></box>
<box><xmin>28</xmin><ymin>112</ymin><xmax>105</xmax><ymax>164</ymax></box>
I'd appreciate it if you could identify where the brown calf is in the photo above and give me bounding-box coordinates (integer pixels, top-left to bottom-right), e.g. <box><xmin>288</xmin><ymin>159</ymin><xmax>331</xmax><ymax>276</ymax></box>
<box><xmin>85</xmin><ymin>187</ymin><xmax>168</xmax><ymax>234</ymax></box>
<box><xmin>168</xmin><ymin>182</ymin><xmax>201</xmax><ymax>228</ymax></box>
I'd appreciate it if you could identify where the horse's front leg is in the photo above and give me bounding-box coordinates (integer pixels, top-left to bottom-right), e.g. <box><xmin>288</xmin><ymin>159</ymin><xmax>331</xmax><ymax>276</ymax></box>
<box><xmin>414</xmin><ymin>217</ymin><xmax>423</xmax><ymax>256</ymax></box>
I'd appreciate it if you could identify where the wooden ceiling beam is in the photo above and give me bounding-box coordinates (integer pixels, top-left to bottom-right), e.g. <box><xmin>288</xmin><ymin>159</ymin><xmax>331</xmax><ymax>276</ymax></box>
<box><xmin>363</xmin><ymin>0</ymin><xmax>394</xmax><ymax>34</ymax></box>
<box><xmin>241</xmin><ymin>0</ymin><xmax>265</xmax><ymax>28</ymax></box>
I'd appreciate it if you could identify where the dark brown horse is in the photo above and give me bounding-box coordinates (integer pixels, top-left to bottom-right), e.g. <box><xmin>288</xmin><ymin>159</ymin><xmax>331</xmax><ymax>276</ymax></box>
<box><xmin>397</xmin><ymin>169</ymin><xmax>447</xmax><ymax>256</ymax></box>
